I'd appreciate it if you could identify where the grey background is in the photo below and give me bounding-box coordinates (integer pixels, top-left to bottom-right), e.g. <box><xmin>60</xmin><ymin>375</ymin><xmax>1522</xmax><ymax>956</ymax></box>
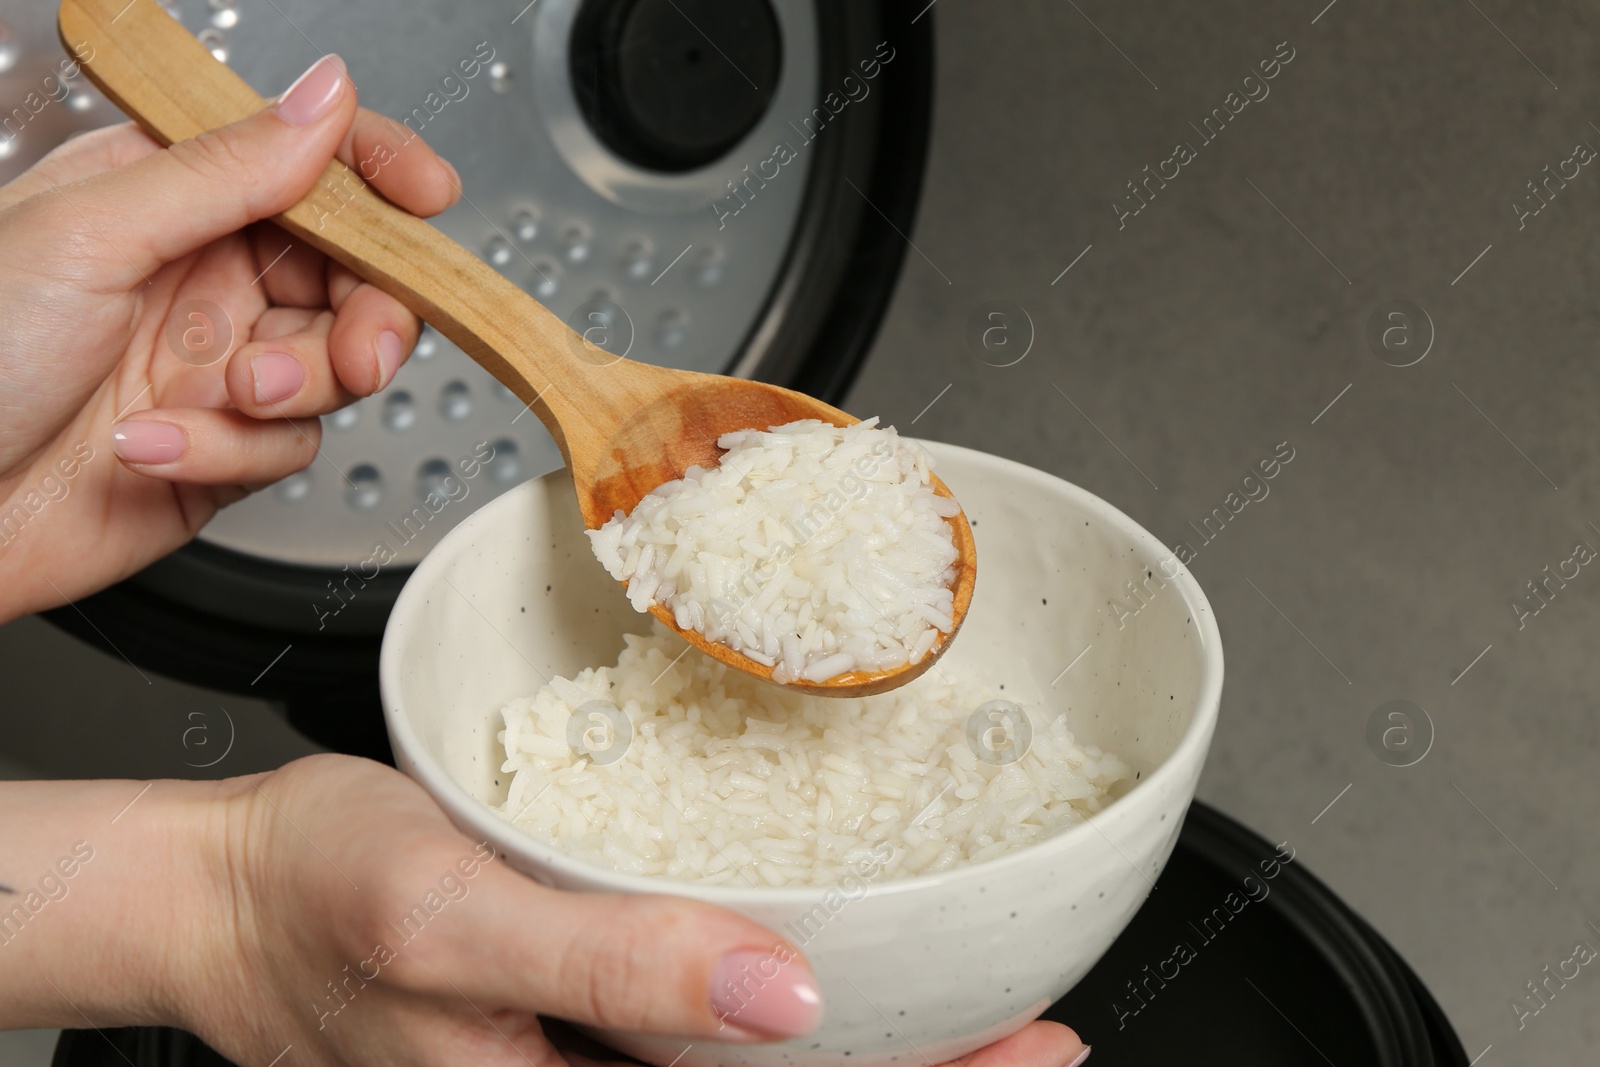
<box><xmin>844</xmin><ymin>2</ymin><xmax>1600</xmax><ymax>1063</ymax></box>
<box><xmin>4</xmin><ymin>0</ymin><xmax>1599</xmax><ymax>1064</ymax></box>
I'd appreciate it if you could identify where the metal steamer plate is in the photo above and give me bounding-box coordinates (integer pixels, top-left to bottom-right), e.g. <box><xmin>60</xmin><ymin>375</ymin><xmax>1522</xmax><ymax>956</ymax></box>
<box><xmin>1</xmin><ymin>0</ymin><xmax>817</xmax><ymax>568</ymax></box>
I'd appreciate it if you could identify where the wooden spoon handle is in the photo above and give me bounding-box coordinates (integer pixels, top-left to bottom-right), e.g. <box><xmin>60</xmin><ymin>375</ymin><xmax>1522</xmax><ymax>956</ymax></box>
<box><xmin>57</xmin><ymin>0</ymin><xmax>624</xmax><ymax>464</ymax></box>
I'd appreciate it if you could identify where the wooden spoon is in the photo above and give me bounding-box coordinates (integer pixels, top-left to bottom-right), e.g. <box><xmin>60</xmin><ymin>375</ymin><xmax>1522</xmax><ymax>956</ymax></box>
<box><xmin>59</xmin><ymin>0</ymin><xmax>975</xmax><ymax>697</ymax></box>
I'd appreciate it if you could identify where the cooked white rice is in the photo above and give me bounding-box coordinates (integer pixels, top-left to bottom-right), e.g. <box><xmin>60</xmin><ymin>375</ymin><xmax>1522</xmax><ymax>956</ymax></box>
<box><xmin>494</xmin><ymin>623</ymin><xmax>1132</xmax><ymax>887</ymax></box>
<box><xmin>586</xmin><ymin>418</ymin><xmax>960</xmax><ymax>684</ymax></box>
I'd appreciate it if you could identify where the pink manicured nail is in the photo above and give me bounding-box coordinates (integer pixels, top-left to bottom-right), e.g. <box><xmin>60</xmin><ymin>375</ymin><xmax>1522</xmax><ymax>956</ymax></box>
<box><xmin>112</xmin><ymin>421</ymin><xmax>186</xmax><ymax>465</ymax></box>
<box><xmin>1066</xmin><ymin>1046</ymin><xmax>1092</xmax><ymax>1067</ymax></box>
<box><xmin>709</xmin><ymin>950</ymin><xmax>822</xmax><ymax>1039</ymax></box>
<box><xmin>374</xmin><ymin>330</ymin><xmax>405</xmax><ymax>391</ymax></box>
<box><xmin>276</xmin><ymin>55</ymin><xmax>347</xmax><ymax>126</ymax></box>
<box><xmin>251</xmin><ymin>352</ymin><xmax>305</xmax><ymax>404</ymax></box>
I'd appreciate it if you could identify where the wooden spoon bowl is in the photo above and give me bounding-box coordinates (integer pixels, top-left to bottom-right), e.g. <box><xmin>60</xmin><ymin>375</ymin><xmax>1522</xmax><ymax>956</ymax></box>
<box><xmin>60</xmin><ymin>0</ymin><xmax>974</xmax><ymax>696</ymax></box>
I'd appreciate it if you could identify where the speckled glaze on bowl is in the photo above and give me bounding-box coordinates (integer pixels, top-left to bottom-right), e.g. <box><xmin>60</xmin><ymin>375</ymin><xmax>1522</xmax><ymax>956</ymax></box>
<box><xmin>380</xmin><ymin>440</ymin><xmax>1223</xmax><ymax>1067</ymax></box>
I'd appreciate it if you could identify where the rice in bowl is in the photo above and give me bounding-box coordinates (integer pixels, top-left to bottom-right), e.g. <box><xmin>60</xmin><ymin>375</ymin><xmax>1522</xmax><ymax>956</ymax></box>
<box><xmin>494</xmin><ymin>623</ymin><xmax>1131</xmax><ymax>888</ymax></box>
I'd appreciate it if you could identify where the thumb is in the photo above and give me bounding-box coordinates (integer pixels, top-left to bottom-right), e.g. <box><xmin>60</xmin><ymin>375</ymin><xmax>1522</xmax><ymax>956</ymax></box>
<box><xmin>429</xmin><ymin>869</ymin><xmax>824</xmax><ymax>1043</ymax></box>
<box><xmin>53</xmin><ymin>54</ymin><xmax>355</xmax><ymax>287</ymax></box>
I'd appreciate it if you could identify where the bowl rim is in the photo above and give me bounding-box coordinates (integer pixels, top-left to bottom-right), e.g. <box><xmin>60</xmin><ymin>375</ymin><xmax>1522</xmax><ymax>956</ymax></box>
<box><xmin>380</xmin><ymin>438</ymin><xmax>1225</xmax><ymax>904</ymax></box>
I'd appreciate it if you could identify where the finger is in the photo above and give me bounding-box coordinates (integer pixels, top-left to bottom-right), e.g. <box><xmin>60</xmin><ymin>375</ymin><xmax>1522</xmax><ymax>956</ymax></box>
<box><xmin>0</xmin><ymin>123</ymin><xmax>161</xmax><ymax>211</ymax></box>
<box><xmin>326</xmin><ymin>273</ymin><xmax>420</xmax><ymax>395</ymax></box>
<box><xmin>249</xmin><ymin>224</ymin><xmax>330</xmax><ymax>309</ymax></box>
<box><xmin>225</xmin><ymin>274</ymin><xmax>418</xmax><ymax>410</ymax></box>
<box><xmin>109</xmin><ymin>407</ymin><xmax>321</xmax><ymax>485</ymax></box>
<box><xmin>409</xmin><ymin>869</ymin><xmax>824</xmax><ymax>1044</ymax></box>
<box><xmin>50</xmin><ymin>54</ymin><xmax>358</xmax><ymax>290</ymax></box>
<box><xmin>225</xmin><ymin>311</ymin><xmax>371</xmax><ymax>418</ymax></box>
<box><xmin>250</xmin><ymin>305</ymin><xmax>326</xmax><ymax>343</ymax></box>
<box><xmin>327</xmin><ymin>259</ymin><xmax>366</xmax><ymax>308</ymax></box>
<box><xmin>150</xmin><ymin>232</ymin><xmax>266</xmax><ymax>397</ymax></box>
<box><xmin>340</xmin><ymin>109</ymin><xmax>461</xmax><ymax>217</ymax></box>
<box><xmin>950</xmin><ymin>1022</ymin><xmax>1088</xmax><ymax>1067</ymax></box>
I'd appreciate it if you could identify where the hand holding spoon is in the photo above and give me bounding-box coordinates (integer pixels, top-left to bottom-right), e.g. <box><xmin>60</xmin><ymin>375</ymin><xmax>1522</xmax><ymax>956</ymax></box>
<box><xmin>59</xmin><ymin>0</ymin><xmax>974</xmax><ymax>696</ymax></box>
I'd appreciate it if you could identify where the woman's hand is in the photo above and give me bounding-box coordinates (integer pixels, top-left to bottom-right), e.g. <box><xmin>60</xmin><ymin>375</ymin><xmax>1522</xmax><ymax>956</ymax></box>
<box><xmin>184</xmin><ymin>754</ymin><xmax>1091</xmax><ymax>1067</ymax></box>
<box><xmin>0</xmin><ymin>756</ymin><xmax>1087</xmax><ymax>1066</ymax></box>
<box><xmin>0</xmin><ymin>55</ymin><xmax>457</xmax><ymax>623</ymax></box>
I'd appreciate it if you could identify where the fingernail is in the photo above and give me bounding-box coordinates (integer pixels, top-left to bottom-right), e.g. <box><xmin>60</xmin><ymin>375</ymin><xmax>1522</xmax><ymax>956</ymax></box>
<box><xmin>709</xmin><ymin>950</ymin><xmax>823</xmax><ymax>1040</ymax></box>
<box><xmin>440</xmin><ymin>157</ymin><xmax>462</xmax><ymax>192</ymax></box>
<box><xmin>276</xmin><ymin>54</ymin><xmax>347</xmax><ymax>126</ymax></box>
<box><xmin>112</xmin><ymin>421</ymin><xmax>186</xmax><ymax>465</ymax></box>
<box><xmin>1067</xmin><ymin>1046</ymin><xmax>1092</xmax><ymax>1067</ymax></box>
<box><xmin>251</xmin><ymin>352</ymin><xmax>305</xmax><ymax>404</ymax></box>
<box><xmin>374</xmin><ymin>330</ymin><xmax>404</xmax><ymax>391</ymax></box>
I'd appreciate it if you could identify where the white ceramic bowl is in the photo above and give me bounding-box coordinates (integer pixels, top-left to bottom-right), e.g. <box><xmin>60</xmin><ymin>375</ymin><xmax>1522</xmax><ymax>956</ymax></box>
<box><xmin>380</xmin><ymin>441</ymin><xmax>1223</xmax><ymax>1067</ymax></box>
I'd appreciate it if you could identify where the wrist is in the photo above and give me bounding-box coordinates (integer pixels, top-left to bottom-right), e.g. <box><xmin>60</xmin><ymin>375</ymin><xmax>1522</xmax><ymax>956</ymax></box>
<box><xmin>154</xmin><ymin>774</ymin><xmax>265</xmax><ymax>1034</ymax></box>
<box><xmin>0</xmin><ymin>775</ymin><xmax>248</xmax><ymax>1031</ymax></box>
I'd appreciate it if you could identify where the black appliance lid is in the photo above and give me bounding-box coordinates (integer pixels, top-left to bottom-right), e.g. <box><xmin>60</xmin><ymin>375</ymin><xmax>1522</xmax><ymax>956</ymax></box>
<box><xmin>1045</xmin><ymin>800</ymin><xmax>1466</xmax><ymax>1066</ymax></box>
